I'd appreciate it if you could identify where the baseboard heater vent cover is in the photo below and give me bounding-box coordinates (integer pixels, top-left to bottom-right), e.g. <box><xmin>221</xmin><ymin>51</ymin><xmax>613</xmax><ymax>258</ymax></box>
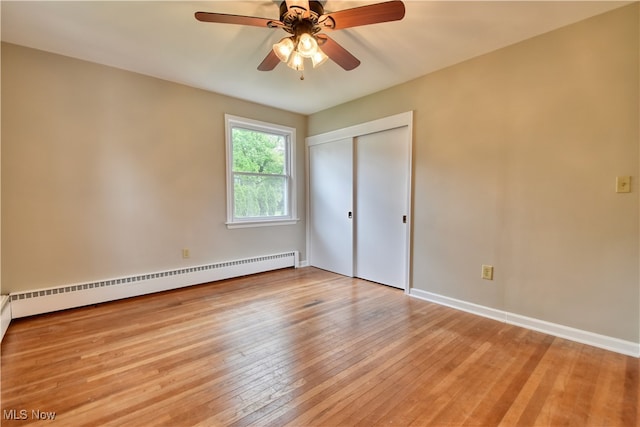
<box><xmin>10</xmin><ymin>251</ymin><xmax>297</xmax><ymax>318</ymax></box>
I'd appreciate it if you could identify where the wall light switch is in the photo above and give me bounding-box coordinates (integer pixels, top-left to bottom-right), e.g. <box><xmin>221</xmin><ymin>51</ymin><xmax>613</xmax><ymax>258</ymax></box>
<box><xmin>182</xmin><ymin>248</ymin><xmax>190</xmax><ymax>259</ymax></box>
<box><xmin>481</xmin><ymin>265</ymin><xmax>494</xmax><ymax>280</ymax></box>
<box><xmin>616</xmin><ymin>176</ymin><xmax>631</xmax><ymax>193</ymax></box>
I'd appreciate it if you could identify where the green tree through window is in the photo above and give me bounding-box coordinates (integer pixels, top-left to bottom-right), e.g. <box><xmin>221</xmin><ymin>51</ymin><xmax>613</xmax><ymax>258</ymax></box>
<box><xmin>232</xmin><ymin>128</ymin><xmax>287</xmax><ymax>218</ymax></box>
<box><xmin>225</xmin><ymin>115</ymin><xmax>297</xmax><ymax>227</ymax></box>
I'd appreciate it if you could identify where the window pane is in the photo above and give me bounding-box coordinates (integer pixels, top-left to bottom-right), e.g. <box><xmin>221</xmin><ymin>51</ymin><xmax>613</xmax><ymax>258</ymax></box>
<box><xmin>234</xmin><ymin>174</ymin><xmax>288</xmax><ymax>218</ymax></box>
<box><xmin>232</xmin><ymin>128</ymin><xmax>286</xmax><ymax>175</ymax></box>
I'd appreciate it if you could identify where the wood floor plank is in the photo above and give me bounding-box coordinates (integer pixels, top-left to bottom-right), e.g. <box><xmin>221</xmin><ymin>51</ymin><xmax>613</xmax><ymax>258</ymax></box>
<box><xmin>1</xmin><ymin>267</ymin><xmax>637</xmax><ymax>426</ymax></box>
<box><xmin>469</xmin><ymin>330</ymin><xmax>555</xmax><ymax>425</ymax></box>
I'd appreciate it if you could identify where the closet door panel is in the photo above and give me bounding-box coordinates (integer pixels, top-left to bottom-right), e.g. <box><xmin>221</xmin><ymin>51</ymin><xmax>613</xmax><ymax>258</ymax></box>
<box><xmin>355</xmin><ymin>127</ymin><xmax>409</xmax><ymax>289</ymax></box>
<box><xmin>309</xmin><ymin>138</ymin><xmax>353</xmax><ymax>276</ymax></box>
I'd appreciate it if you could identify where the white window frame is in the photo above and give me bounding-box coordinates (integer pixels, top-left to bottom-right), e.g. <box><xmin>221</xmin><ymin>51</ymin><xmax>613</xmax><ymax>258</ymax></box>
<box><xmin>225</xmin><ymin>114</ymin><xmax>298</xmax><ymax>229</ymax></box>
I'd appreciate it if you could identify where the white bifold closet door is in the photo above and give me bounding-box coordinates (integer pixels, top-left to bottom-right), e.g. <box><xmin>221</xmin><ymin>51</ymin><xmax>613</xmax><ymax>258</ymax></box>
<box><xmin>308</xmin><ymin>120</ymin><xmax>410</xmax><ymax>290</ymax></box>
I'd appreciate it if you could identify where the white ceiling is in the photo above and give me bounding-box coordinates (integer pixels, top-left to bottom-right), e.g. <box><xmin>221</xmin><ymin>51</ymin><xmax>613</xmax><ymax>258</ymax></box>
<box><xmin>1</xmin><ymin>1</ymin><xmax>631</xmax><ymax>114</ymax></box>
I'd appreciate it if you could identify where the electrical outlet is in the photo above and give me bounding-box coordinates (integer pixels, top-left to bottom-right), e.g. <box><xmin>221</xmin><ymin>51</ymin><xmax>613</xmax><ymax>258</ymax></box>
<box><xmin>182</xmin><ymin>248</ymin><xmax>190</xmax><ymax>259</ymax></box>
<box><xmin>481</xmin><ymin>265</ymin><xmax>494</xmax><ymax>280</ymax></box>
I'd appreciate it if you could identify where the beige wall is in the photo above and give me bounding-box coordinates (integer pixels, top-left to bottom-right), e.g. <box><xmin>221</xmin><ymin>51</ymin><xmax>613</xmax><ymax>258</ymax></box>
<box><xmin>1</xmin><ymin>42</ymin><xmax>307</xmax><ymax>294</ymax></box>
<box><xmin>309</xmin><ymin>4</ymin><xmax>640</xmax><ymax>342</ymax></box>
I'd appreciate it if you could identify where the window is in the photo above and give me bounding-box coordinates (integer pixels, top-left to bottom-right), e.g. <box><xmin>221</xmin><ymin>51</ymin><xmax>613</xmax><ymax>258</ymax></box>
<box><xmin>225</xmin><ymin>114</ymin><xmax>297</xmax><ymax>228</ymax></box>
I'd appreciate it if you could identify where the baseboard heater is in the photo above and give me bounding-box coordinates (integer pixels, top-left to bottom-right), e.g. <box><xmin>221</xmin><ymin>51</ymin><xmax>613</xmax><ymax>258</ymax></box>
<box><xmin>9</xmin><ymin>251</ymin><xmax>298</xmax><ymax>319</ymax></box>
<box><xmin>1</xmin><ymin>296</ymin><xmax>11</xmax><ymax>341</ymax></box>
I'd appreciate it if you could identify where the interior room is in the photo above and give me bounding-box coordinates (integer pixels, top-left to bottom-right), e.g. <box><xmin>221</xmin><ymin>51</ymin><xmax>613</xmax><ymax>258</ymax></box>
<box><xmin>1</xmin><ymin>1</ymin><xmax>639</xmax><ymax>425</ymax></box>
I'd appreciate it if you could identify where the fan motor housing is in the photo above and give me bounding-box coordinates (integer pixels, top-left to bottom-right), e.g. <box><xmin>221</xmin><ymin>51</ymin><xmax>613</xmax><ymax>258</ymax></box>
<box><xmin>279</xmin><ymin>1</ymin><xmax>325</xmax><ymax>21</ymax></box>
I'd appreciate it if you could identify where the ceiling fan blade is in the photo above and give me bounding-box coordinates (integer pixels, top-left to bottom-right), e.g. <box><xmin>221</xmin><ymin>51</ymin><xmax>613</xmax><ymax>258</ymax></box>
<box><xmin>323</xmin><ymin>0</ymin><xmax>405</xmax><ymax>30</ymax></box>
<box><xmin>195</xmin><ymin>11</ymin><xmax>277</xmax><ymax>28</ymax></box>
<box><xmin>257</xmin><ymin>50</ymin><xmax>280</xmax><ymax>71</ymax></box>
<box><xmin>319</xmin><ymin>35</ymin><xmax>360</xmax><ymax>71</ymax></box>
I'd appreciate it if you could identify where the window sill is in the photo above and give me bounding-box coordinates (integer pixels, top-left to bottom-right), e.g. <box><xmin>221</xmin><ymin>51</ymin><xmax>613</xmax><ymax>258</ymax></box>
<box><xmin>226</xmin><ymin>218</ymin><xmax>300</xmax><ymax>229</ymax></box>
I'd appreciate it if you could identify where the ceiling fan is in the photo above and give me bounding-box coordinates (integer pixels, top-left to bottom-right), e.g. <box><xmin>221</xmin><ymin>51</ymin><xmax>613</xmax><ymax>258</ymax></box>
<box><xmin>195</xmin><ymin>0</ymin><xmax>405</xmax><ymax>76</ymax></box>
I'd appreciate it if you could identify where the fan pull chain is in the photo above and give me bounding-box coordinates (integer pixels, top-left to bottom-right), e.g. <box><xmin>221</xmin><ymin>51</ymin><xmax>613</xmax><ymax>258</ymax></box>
<box><xmin>300</xmin><ymin>71</ymin><xmax>304</xmax><ymax>81</ymax></box>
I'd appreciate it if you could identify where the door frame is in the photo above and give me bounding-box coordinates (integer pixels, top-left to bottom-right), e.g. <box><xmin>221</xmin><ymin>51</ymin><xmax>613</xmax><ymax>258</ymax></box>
<box><xmin>305</xmin><ymin>111</ymin><xmax>414</xmax><ymax>293</ymax></box>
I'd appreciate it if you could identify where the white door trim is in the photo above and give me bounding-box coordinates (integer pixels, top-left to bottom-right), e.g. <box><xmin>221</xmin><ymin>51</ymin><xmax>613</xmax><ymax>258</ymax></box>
<box><xmin>306</xmin><ymin>111</ymin><xmax>414</xmax><ymax>293</ymax></box>
<box><xmin>307</xmin><ymin>112</ymin><xmax>414</xmax><ymax>146</ymax></box>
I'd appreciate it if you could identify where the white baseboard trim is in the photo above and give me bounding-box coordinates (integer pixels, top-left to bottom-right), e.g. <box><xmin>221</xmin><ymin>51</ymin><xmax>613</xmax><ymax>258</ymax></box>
<box><xmin>1</xmin><ymin>296</ymin><xmax>11</xmax><ymax>343</ymax></box>
<box><xmin>410</xmin><ymin>288</ymin><xmax>640</xmax><ymax>358</ymax></box>
<box><xmin>505</xmin><ymin>312</ymin><xmax>639</xmax><ymax>358</ymax></box>
<box><xmin>412</xmin><ymin>288</ymin><xmax>507</xmax><ymax>323</ymax></box>
<box><xmin>9</xmin><ymin>252</ymin><xmax>298</xmax><ymax>319</ymax></box>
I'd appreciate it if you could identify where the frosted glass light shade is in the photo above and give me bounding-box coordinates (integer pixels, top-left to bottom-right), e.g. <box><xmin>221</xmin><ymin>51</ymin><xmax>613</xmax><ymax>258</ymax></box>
<box><xmin>311</xmin><ymin>48</ymin><xmax>328</xmax><ymax>68</ymax></box>
<box><xmin>297</xmin><ymin>33</ymin><xmax>318</xmax><ymax>58</ymax></box>
<box><xmin>273</xmin><ymin>37</ymin><xmax>295</xmax><ymax>62</ymax></box>
<box><xmin>287</xmin><ymin>51</ymin><xmax>305</xmax><ymax>70</ymax></box>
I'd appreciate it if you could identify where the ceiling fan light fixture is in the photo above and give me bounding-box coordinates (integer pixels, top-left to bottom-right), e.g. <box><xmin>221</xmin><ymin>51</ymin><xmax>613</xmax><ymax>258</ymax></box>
<box><xmin>196</xmin><ymin>0</ymin><xmax>407</xmax><ymax>75</ymax></box>
<box><xmin>311</xmin><ymin>48</ymin><xmax>328</xmax><ymax>68</ymax></box>
<box><xmin>287</xmin><ymin>50</ymin><xmax>305</xmax><ymax>71</ymax></box>
<box><xmin>273</xmin><ymin>37</ymin><xmax>295</xmax><ymax>62</ymax></box>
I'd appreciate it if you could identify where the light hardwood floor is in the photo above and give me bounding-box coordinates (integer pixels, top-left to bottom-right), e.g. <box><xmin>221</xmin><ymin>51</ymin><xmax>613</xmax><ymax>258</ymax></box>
<box><xmin>1</xmin><ymin>267</ymin><xmax>638</xmax><ymax>426</ymax></box>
